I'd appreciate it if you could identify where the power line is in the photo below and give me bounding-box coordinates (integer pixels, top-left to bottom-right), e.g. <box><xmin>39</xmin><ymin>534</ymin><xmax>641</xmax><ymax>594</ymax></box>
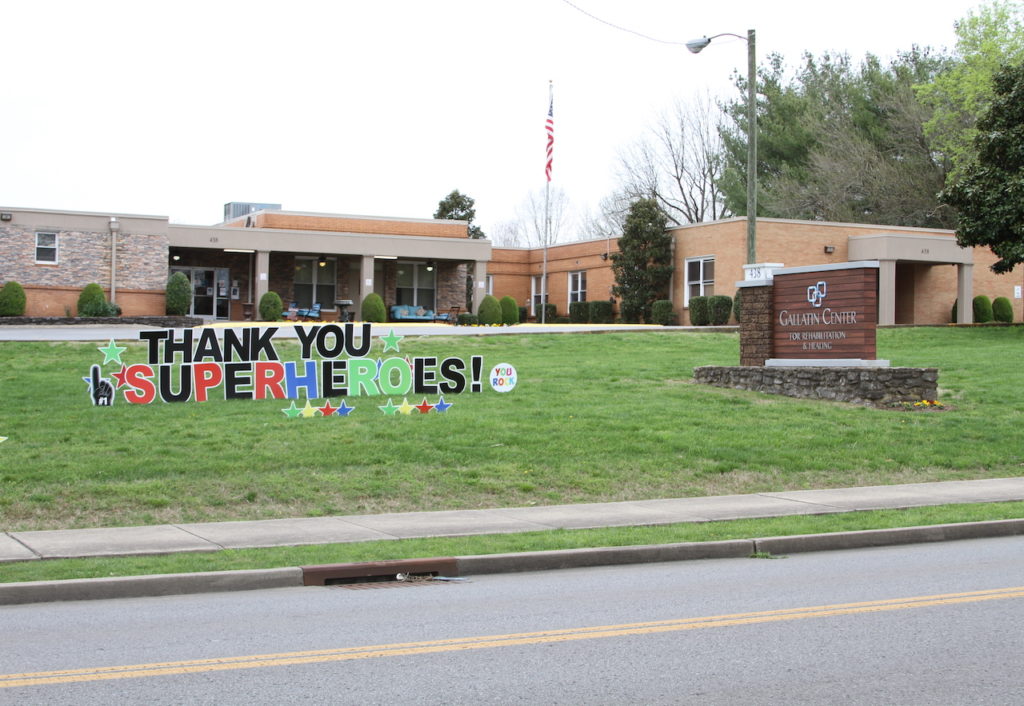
<box><xmin>559</xmin><ymin>0</ymin><xmax>687</xmax><ymax>46</ymax></box>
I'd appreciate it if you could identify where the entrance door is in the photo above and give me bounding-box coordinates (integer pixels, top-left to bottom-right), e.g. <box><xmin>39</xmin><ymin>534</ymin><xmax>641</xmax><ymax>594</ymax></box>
<box><xmin>170</xmin><ymin>267</ymin><xmax>230</xmax><ymax>320</ymax></box>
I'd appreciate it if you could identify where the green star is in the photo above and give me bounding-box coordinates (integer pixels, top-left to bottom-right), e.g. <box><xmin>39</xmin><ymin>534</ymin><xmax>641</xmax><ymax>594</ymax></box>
<box><xmin>97</xmin><ymin>339</ymin><xmax>127</xmax><ymax>365</ymax></box>
<box><xmin>380</xmin><ymin>329</ymin><xmax>403</xmax><ymax>353</ymax></box>
<box><xmin>378</xmin><ymin>398</ymin><xmax>400</xmax><ymax>415</ymax></box>
<box><xmin>282</xmin><ymin>401</ymin><xmax>302</xmax><ymax>418</ymax></box>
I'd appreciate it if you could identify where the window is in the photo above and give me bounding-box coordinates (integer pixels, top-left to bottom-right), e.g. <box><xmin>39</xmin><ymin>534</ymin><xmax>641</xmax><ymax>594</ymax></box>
<box><xmin>35</xmin><ymin>232</ymin><xmax>58</xmax><ymax>263</ymax></box>
<box><xmin>685</xmin><ymin>256</ymin><xmax>714</xmax><ymax>305</ymax></box>
<box><xmin>569</xmin><ymin>271</ymin><xmax>587</xmax><ymax>303</ymax></box>
<box><xmin>531</xmin><ymin>275</ymin><xmax>549</xmax><ymax>315</ymax></box>
<box><xmin>396</xmin><ymin>262</ymin><xmax>435</xmax><ymax>309</ymax></box>
<box><xmin>294</xmin><ymin>257</ymin><xmax>336</xmax><ymax>309</ymax></box>
<box><xmin>486</xmin><ymin>275</ymin><xmax>494</xmax><ymax>296</ymax></box>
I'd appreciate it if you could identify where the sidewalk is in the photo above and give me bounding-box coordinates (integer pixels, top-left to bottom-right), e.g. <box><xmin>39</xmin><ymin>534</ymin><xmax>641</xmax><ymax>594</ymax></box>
<box><xmin>4</xmin><ymin>477</ymin><xmax>1023</xmax><ymax>563</ymax></box>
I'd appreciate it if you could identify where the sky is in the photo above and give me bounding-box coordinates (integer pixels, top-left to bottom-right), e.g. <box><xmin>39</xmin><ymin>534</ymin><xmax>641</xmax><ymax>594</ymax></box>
<box><xmin>3</xmin><ymin>0</ymin><xmax>988</xmax><ymax>240</ymax></box>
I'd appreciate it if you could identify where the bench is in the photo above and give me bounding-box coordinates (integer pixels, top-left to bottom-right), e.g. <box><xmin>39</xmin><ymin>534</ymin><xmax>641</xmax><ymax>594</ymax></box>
<box><xmin>390</xmin><ymin>305</ymin><xmax>438</xmax><ymax>322</ymax></box>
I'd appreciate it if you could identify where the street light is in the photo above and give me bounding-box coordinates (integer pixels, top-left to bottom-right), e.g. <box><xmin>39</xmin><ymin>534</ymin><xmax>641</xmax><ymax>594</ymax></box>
<box><xmin>687</xmin><ymin>29</ymin><xmax>757</xmax><ymax>264</ymax></box>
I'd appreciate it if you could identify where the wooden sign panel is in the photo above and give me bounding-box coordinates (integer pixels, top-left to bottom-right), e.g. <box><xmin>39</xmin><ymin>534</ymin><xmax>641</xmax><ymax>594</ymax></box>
<box><xmin>772</xmin><ymin>265</ymin><xmax>878</xmax><ymax>360</ymax></box>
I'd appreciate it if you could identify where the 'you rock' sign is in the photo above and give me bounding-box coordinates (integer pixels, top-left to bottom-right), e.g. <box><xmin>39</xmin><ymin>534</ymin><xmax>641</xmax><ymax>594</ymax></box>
<box><xmin>84</xmin><ymin>323</ymin><xmax>518</xmax><ymax>417</ymax></box>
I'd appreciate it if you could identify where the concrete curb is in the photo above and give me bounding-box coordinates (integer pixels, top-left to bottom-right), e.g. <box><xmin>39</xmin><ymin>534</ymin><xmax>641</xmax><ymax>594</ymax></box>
<box><xmin>2</xmin><ymin>520</ymin><xmax>1022</xmax><ymax>606</ymax></box>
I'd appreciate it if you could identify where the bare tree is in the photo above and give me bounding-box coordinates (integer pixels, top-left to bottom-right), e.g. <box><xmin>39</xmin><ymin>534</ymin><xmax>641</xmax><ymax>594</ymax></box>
<box><xmin>490</xmin><ymin>219</ymin><xmax>526</xmax><ymax>247</ymax></box>
<box><xmin>517</xmin><ymin>187</ymin><xmax>576</xmax><ymax>247</ymax></box>
<box><xmin>609</xmin><ymin>93</ymin><xmax>729</xmax><ymax>227</ymax></box>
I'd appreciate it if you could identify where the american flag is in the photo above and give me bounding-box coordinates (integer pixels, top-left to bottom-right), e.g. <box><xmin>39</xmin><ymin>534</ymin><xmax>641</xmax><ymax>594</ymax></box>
<box><xmin>545</xmin><ymin>87</ymin><xmax>554</xmax><ymax>182</ymax></box>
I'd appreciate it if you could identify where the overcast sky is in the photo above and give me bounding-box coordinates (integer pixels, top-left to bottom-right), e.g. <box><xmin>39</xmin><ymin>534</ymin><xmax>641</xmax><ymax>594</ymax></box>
<box><xmin>3</xmin><ymin>0</ymin><xmax>986</xmax><ymax>238</ymax></box>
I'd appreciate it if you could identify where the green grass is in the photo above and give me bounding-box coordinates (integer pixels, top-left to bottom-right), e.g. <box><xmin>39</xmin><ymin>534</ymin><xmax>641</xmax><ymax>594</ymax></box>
<box><xmin>1</xmin><ymin>326</ymin><xmax>1022</xmax><ymax>532</ymax></box>
<box><xmin>3</xmin><ymin>501</ymin><xmax>1021</xmax><ymax>584</ymax></box>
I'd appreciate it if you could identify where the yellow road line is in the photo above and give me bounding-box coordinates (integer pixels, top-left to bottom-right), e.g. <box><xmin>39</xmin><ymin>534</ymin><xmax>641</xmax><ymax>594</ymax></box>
<box><xmin>4</xmin><ymin>585</ymin><xmax>1023</xmax><ymax>689</ymax></box>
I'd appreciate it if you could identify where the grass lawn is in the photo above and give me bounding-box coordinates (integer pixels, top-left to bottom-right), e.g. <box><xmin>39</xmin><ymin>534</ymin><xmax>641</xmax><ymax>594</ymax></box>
<box><xmin>1</xmin><ymin>326</ymin><xmax>1022</xmax><ymax>532</ymax></box>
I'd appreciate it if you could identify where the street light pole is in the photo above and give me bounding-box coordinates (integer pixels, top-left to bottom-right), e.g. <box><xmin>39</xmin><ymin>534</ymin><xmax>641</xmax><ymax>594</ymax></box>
<box><xmin>687</xmin><ymin>29</ymin><xmax>757</xmax><ymax>264</ymax></box>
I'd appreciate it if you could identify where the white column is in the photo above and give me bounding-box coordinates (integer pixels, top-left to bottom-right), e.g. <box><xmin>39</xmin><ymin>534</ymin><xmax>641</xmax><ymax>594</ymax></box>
<box><xmin>255</xmin><ymin>250</ymin><xmax>270</xmax><ymax>305</ymax></box>
<box><xmin>472</xmin><ymin>260</ymin><xmax>488</xmax><ymax>313</ymax></box>
<box><xmin>877</xmin><ymin>259</ymin><xmax>896</xmax><ymax>326</ymax></box>
<box><xmin>957</xmin><ymin>263</ymin><xmax>974</xmax><ymax>324</ymax></box>
<box><xmin>359</xmin><ymin>256</ymin><xmax>375</xmax><ymax>312</ymax></box>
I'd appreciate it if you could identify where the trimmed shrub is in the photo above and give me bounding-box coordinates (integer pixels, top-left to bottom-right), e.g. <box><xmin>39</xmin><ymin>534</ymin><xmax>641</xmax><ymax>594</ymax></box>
<box><xmin>689</xmin><ymin>295</ymin><xmax>710</xmax><ymax>326</ymax></box>
<box><xmin>499</xmin><ymin>295</ymin><xmax>519</xmax><ymax>325</ymax></box>
<box><xmin>708</xmin><ymin>295</ymin><xmax>733</xmax><ymax>325</ymax></box>
<box><xmin>77</xmin><ymin>283</ymin><xmax>106</xmax><ymax>317</ymax></box>
<box><xmin>0</xmin><ymin>281</ymin><xmax>27</xmax><ymax>316</ymax></box>
<box><xmin>535</xmin><ymin>303</ymin><xmax>557</xmax><ymax>323</ymax></box>
<box><xmin>993</xmin><ymin>296</ymin><xmax>1014</xmax><ymax>323</ymax></box>
<box><xmin>569</xmin><ymin>301</ymin><xmax>589</xmax><ymax>323</ymax></box>
<box><xmin>477</xmin><ymin>294</ymin><xmax>502</xmax><ymax>325</ymax></box>
<box><xmin>973</xmin><ymin>295</ymin><xmax>993</xmax><ymax>324</ymax></box>
<box><xmin>165</xmin><ymin>272</ymin><xmax>192</xmax><ymax>316</ymax></box>
<box><xmin>588</xmin><ymin>300</ymin><xmax>614</xmax><ymax>324</ymax></box>
<box><xmin>732</xmin><ymin>289</ymin><xmax>743</xmax><ymax>324</ymax></box>
<box><xmin>457</xmin><ymin>312</ymin><xmax>479</xmax><ymax>326</ymax></box>
<box><xmin>554</xmin><ymin>316</ymin><xmax>571</xmax><ymax>324</ymax></box>
<box><xmin>518</xmin><ymin>306</ymin><xmax>528</xmax><ymax>324</ymax></box>
<box><xmin>360</xmin><ymin>292</ymin><xmax>386</xmax><ymax>322</ymax></box>
<box><xmin>259</xmin><ymin>291</ymin><xmax>284</xmax><ymax>321</ymax></box>
<box><xmin>651</xmin><ymin>299</ymin><xmax>677</xmax><ymax>326</ymax></box>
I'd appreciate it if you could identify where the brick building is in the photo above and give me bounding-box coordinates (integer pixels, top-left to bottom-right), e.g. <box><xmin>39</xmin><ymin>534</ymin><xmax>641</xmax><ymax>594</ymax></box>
<box><xmin>1</xmin><ymin>205</ymin><xmax>1020</xmax><ymax>325</ymax></box>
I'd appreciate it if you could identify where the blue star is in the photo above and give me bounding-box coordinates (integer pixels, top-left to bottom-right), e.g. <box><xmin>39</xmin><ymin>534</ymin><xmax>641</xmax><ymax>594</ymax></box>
<box><xmin>336</xmin><ymin>399</ymin><xmax>355</xmax><ymax>417</ymax></box>
<box><xmin>433</xmin><ymin>396</ymin><xmax>453</xmax><ymax>413</ymax></box>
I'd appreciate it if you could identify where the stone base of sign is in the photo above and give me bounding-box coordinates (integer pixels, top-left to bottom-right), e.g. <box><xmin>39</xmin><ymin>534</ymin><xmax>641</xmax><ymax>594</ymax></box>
<box><xmin>766</xmin><ymin>358</ymin><xmax>890</xmax><ymax>368</ymax></box>
<box><xmin>693</xmin><ymin>365</ymin><xmax>938</xmax><ymax>407</ymax></box>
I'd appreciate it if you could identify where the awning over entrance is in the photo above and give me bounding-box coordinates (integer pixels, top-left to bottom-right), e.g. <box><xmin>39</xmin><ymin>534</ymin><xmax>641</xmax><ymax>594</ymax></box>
<box><xmin>848</xmin><ymin>233</ymin><xmax>974</xmax><ymax>324</ymax></box>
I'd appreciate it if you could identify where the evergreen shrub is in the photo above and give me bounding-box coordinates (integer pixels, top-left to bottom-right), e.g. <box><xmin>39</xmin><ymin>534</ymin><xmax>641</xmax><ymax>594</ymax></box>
<box><xmin>708</xmin><ymin>295</ymin><xmax>733</xmax><ymax>325</ymax></box>
<box><xmin>554</xmin><ymin>316</ymin><xmax>570</xmax><ymax>324</ymax></box>
<box><xmin>457</xmin><ymin>312</ymin><xmax>479</xmax><ymax>326</ymax></box>
<box><xmin>588</xmin><ymin>300</ymin><xmax>614</xmax><ymax>324</ymax></box>
<box><xmin>165</xmin><ymin>272</ymin><xmax>192</xmax><ymax>315</ymax></box>
<box><xmin>477</xmin><ymin>295</ymin><xmax>502</xmax><ymax>325</ymax></box>
<box><xmin>536</xmin><ymin>303</ymin><xmax>556</xmax><ymax>323</ymax></box>
<box><xmin>500</xmin><ymin>295</ymin><xmax>519</xmax><ymax>325</ymax></box>
<box><xmin>0</xmin><ymin>281</ymin><xmax>27</xmax><ymax>316</ymax></box>
<box><xmin>259</xmin><ymin>291</ymin><xmax>284</xmax><ymax>321</ymax></box>
<box><xmin>973</xmin><ymin>295</ymin><xmax>993</xmax><ymax>324</ymax></box>
<box><xmin>569</xmin><ymin>301</ymin><xmax>589</xmax><ymax>323</ymax></box>
<box><xmin>651</xmin><ymin>299</ymin><xmax>677</xmax><ymax>326</ymax></box>
<box><xmin>732</xmin><ymin>289</ymin><xmax>743</xmax><ymax>323</ymax></box>
<box><xmin>518</xmin><ymin>306</ymin><xmax>528</xmax><ymax>324</ymax></box>
<box><xmin>992</xmin><ymin>296</ymin><xmax>1013</xmax><ymax>323</ymax></box>
<box><xmin>360</xmin><ymin>292</ymin><xmax>386</xmax><ymax>323</ymax></box>
<box><xmin>77</xmin><ymin>283</ymin><xmax>107</xmax><ymax>317</ymax></box>
<box><xmin>689</xmin><ymin>295</ymin><xmax>710</xmax><ymax>326</ymax></box>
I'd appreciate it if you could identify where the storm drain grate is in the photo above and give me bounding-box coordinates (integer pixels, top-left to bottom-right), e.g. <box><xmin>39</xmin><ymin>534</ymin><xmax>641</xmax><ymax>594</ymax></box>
<box><xmin>327</xmin><ymin>573</ymin><xmax>449</xmax><ymax>590</ymax></box>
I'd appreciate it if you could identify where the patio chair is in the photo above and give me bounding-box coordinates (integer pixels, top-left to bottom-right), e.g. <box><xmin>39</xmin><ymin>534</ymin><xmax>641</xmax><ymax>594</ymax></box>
<box><xmin>296</xmin><ymin>302</ymin><xmax>321</xmax><ymax>321</ymax></box>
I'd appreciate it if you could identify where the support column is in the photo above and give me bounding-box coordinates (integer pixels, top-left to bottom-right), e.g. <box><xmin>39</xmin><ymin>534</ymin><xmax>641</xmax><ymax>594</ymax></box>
<box><xmin>472</xmin><ymin>260</ymin><xmax>488</xmax><ymax>313</ymax></box>
<box><xmin>877</xmin><ymin>259</ymin><xmax>896</xmax><ymax>326</ymax></box>
<box><xmin>738</xmin><ymin>282</ymin><xmax>774</xmax><ymax>366</ymax></box>
<box><xmin>255</xmin><ymin>250</ymin><xmax>270</xmax><ymax>306</ymax></box>
<box><xmin>957</xmin><ymin>263</ymin><xmax>974</xmax><ymax>324</ymax></box>
<box><xmin>359</xmin><ymin>256</ymin><xmax>375</xmax><ymax>317</ymax></box>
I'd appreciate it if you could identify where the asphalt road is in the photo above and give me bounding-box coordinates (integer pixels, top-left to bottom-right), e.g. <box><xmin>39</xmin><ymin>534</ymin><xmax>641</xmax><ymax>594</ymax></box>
<box><xmin>3</xmin><ymin>537</ymin><xmax>1023</xmax><ymax>705</ymax></box>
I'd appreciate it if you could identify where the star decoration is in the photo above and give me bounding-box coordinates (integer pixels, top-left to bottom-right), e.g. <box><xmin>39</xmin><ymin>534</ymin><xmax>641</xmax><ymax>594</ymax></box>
<box><xmin>97</xmin><ymin>339</ymin><xmax>127</xmax><ymax>365</ymax></box>
<box><xmin>380</xmin><ymin>329</ymin><xmax>403</xmax><ymax>353</ymax></box>
<box><xmin>282</xmin><ymin>401</ymin><xmax>302</xmax><ymax>418</ymax></box>
<box><xmin>433</xmin><ymin>396</ymin><xmax>453</xmax><ymax>413</ymax></box>
<box><xmin>111</xmin><ymin>365</ymin><xmax>130</xmax><ymax>389</ymax></box>
<box><xmin>300</xmin><ymin>400</ymin><xmax>318</xmax><ymax>418</ymax></box>
<box><xmin>378</xmin><ymin>399</ymin><xmax>399</xmax><ymax>415</ymax></box>
<box><xmin>415</xmin><ymin>398</ymin><xmax>434</xmax><ymax>414</ymax></box>
<box><xmin>336</xmin><ymin>399</ymin><xmax>355</xmax><ymax>417</ymax></box>
<box><xmin>318</xmin><ymin>400</ymin><xmax>339</xmax><ymax>417</ymax></box>
<box><xmin>398</xmin><ymin>397</ymin><xmax>416</xmax><ymax>415</ymax></box>
<box><xmin>0</xmin><ymin>437</ymin><xmax>7</xmax><ymax>444</ymax></box>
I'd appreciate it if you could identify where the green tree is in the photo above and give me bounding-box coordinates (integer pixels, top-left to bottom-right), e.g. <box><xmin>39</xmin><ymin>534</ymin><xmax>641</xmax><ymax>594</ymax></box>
<box><xmin>917</xmin><ymin>1</ymin><xmax>1024</xmax><ymax>182</ymax></box>
<box><xmin>940</xmin><ymin>61</ymin><xmax>1024</xmax><ymax>273</ymax></box>
<box><xmin>434</xmin><ymin>189</ymin><xmax>485</xmax><ymax>239</ymax></box>
<box><xmin>0</xmin><ymin>281</ymin><xmax>27</xmax><ymax>316</ymax></box>
<box><xmin>165</xmin><ymin>272</ymin><xmax>192</xmax><ymax>316</ymax></box>
<box><xmin>610</xmin><ymin>199</ymin><xmax>673</xmax><ymax>323</ymax></box>
<box><xmin>721</xmin><ymin>50</ymin><xmax>953</xmax><ymax>228</ymax></box>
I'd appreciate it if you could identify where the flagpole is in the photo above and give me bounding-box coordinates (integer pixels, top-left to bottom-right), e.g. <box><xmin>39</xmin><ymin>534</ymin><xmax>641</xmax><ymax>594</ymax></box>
<box><xmin>542</xmin><ymin>80</ymin><xmax>553</xmax><ymax>324</ymax></box>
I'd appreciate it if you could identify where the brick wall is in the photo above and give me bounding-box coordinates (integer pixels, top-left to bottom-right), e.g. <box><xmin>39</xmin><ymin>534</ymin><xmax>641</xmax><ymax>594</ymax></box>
<box><xmin>738</xmin><ymin>284</ymin><xmax>773</xmax><ymax>365</ymax></box>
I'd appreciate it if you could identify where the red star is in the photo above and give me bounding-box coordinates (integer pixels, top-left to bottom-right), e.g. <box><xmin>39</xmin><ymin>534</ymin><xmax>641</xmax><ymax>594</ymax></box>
<box><xmin>415</xmin><ymin>398</ymin><xmax>435</xmax><ymax>414</ymax></box>
<box><xmin>111</xmin><ymin>365</ymin><xmax>130</xmax><ymax>389</ymax></box>
<box><xmin>318</xmin><ymin>400</ymin><xmax>339</xmax><ymax>417</ymax></box>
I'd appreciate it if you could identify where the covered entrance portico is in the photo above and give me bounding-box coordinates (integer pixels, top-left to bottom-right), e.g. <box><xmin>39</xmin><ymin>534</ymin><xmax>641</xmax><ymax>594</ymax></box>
<box><xmin>849</xmin><ymin>233</ymin><xmax>975</xmax><ymax>325</ymax></box>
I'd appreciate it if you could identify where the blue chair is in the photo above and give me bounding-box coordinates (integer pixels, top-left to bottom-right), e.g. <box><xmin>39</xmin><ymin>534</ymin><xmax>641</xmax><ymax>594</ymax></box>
<box><xmin>296</xmin><ymin>302</ymin><xmax>321</xmax><ymax>321</ymax></box>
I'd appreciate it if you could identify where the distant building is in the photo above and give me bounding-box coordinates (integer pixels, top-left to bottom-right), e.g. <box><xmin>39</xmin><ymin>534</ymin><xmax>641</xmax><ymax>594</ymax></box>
<box><xmin>222</xmin><ymin>202</ymin><xmax>282</xmax><ymax>222</ymax></box>
<box><xmin>1</xmin><ymin>204</ymin><xmax>1020</xmax><ymax>325</ymax></box>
